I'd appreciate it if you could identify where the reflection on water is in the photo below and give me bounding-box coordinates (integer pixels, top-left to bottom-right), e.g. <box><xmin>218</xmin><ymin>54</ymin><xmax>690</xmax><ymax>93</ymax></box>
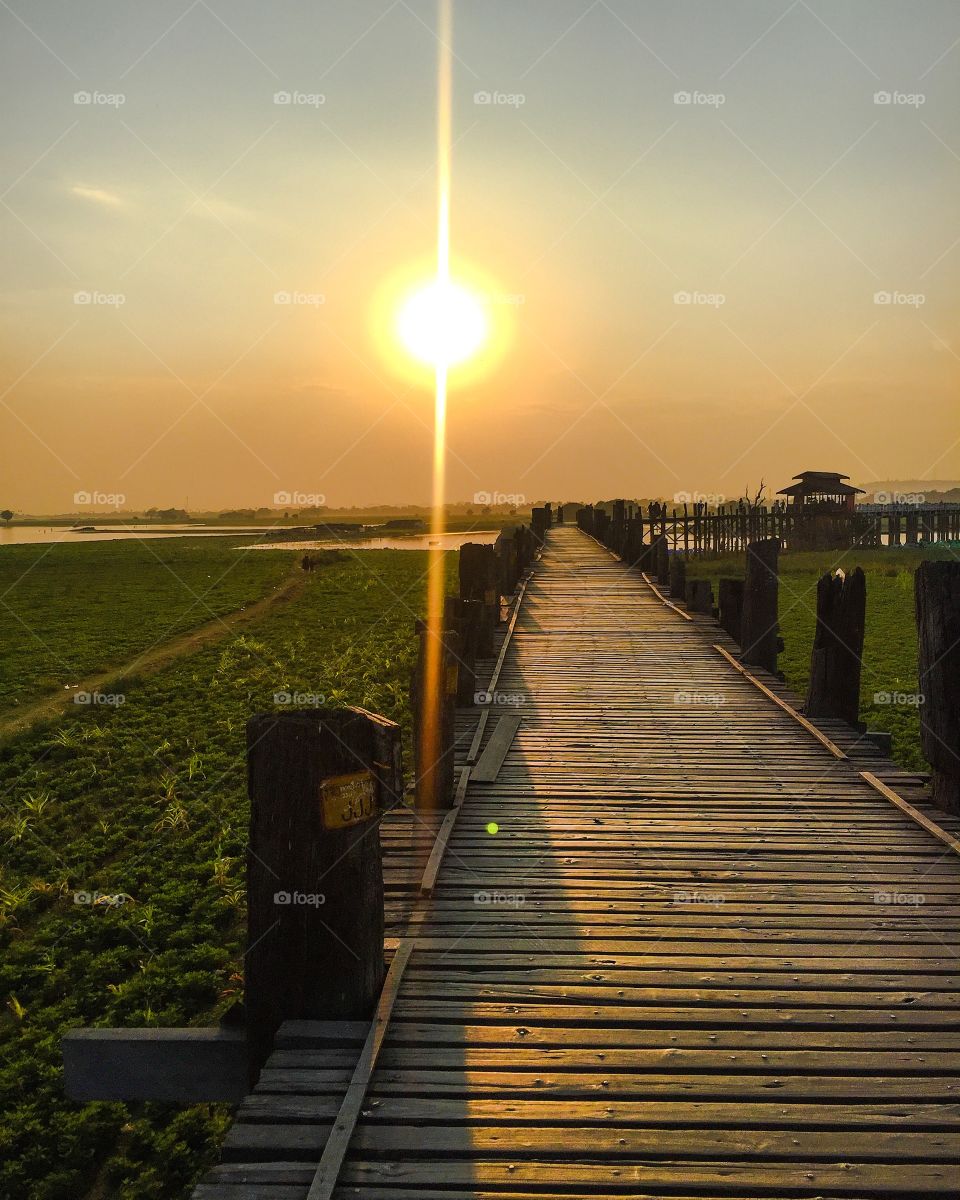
<box><xmin>0</xmin><ymin>525</ymin><xmax>500</xmax><ymax>551</ymax></box>
<box><xmin>0</xmin><ymin>524</ymin><xmax>267</xmax><ymax>546</ymax></box>
<box><xmin>246</xmin><ymin>531</ymin><xmax>500</xmax><ymax>552</ymax></box>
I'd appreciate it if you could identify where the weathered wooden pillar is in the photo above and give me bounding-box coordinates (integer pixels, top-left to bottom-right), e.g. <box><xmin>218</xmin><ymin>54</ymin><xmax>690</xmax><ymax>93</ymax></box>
<box><xmin>411</xmin><ymin>627</ymin><xmax>460</xmax><ymax>810</ymax></box>
<box><xmin>245</xmin><ymin>707</ymin><xmax>397</xmax><ymax>1082</ymax></box>
<box><xmin>669</xmin><ymin>554</ymin><xmax>686</xmax><ymax>600</ymax></box>
<box><xmin>444</xmin><ymin>596</ymin><xmax>479</xmax><ymax>703</ymax></box>
<box><xmin>718</xmin><ymin>578</ymin><xmax>744</xmax><ymax>644</ymax></box>
<box><xmin>740</xmin><ymin>538</ymin><xmax>780</xmax><ymax>674</ymax></box>
<box><xmin>493</xmin><ymin>529</ymin><xmax>516</xmax><ymax>599</ymax></box>
<box><xmin>623</xmin><ymin>517</ymin><xmax>643</xmax><ymax>566</ymax></box>
<box><xmin>460</xmin><ymin>542</ymin><xmax>497</xmax><ymax>654</ymax></box>
<box><xmin>685</xmin><ymin>578</ymin><xmax>713</xmax><ymax>614</ymax></box>
<box><xmin>805</xmin><ymin>568</ymin><xmax>866</xmax><ymax>726</ymax></box>
<box><xmin>594</xmin><ymin>509</ymin><xmax>610</xmax><ymax>544</ymax></box>
<box><xmin>655</xmin><ymin>535</ymin><xmax>669</xmax><ymax>583</ymax></box>
<box><xmin>916</xmin><ymin>562</ymin><xmax>960</xmax><ymax>813</ymax></box>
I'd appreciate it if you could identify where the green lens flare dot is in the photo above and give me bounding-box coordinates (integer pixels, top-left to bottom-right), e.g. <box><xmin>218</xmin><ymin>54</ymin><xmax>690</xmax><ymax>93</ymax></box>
<box><xmin>486</xmin><ymin>822</ymin><xmax>499</xmax><ymax>835</ymax></box>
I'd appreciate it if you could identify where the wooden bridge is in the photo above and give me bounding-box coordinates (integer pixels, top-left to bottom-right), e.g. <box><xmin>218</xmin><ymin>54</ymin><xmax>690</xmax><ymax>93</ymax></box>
<box><xmin>194</xmin><ymin>523</ymin><xmax>960</xmax><ymax>1198</ymax></box>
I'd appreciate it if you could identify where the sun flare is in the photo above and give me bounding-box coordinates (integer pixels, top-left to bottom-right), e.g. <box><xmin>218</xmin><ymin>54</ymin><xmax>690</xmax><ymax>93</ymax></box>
<box><xmin>396</xmin><ymin>279</ymin><xmax>489</xmax><ymax>369</ymax></box>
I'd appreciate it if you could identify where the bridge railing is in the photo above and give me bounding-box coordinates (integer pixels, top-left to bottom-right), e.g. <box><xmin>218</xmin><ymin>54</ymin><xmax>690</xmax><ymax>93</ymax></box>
<box><xmin>573</xmin><ymin>499</ymin><xmax>960</xmax><ymax>555</ymax></box>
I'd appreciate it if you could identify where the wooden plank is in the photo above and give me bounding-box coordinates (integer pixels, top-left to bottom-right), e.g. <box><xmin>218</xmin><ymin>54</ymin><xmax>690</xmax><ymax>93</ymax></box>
<box><xmin>304</xmin><ymin>937</ymin><xmax>414</xmax><ymax>1200</ymax></box>
<box><xmin>471</xmin><ymin>714</ymin><xmax>522</xmax><ymax>783</ymax></box>
<box><xmin>419</xmin><ymin>805</ymin><xmax>461</xmax><ymax>898</ymax></box>
<box><xmin>642</xmin><ymin>571</ymin><xmax>694</xmax><ymax>621</ymax></box>
<box><xmin>713</xmin><ymin>643</ymin><xmax>848</xmax><ymax>758</ymax></box>
<box><xmin>62</xmin><ymin>1027</ymin><xmax>247</xmax><ymax>1102</ymax></box>
<box><xmin>860</xmin><ymin>770</ymin><xmax>960</xmax><ymax>856</ymax></box>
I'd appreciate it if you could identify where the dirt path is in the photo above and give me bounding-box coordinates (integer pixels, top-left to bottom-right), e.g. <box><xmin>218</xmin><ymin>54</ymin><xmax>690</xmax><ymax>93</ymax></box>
<box><xmin>0</xmin><ymin>570</ymin><xmax>306</xmax><ymax>743</ymax></box>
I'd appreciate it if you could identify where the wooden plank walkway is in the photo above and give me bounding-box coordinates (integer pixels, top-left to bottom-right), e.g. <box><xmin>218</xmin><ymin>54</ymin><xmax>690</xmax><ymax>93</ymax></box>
<box><xmin>198</xmin><ymin>524</ymin><xmax>960</xmax><ymax>1199</ymax></box>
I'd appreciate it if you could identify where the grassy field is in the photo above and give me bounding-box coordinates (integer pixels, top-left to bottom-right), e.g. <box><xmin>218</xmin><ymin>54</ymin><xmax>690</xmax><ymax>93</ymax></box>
<box><xmin>688</xmin><ymin>545</ymin><xmax>955</xmax><ymax>772</ymax></box>
<box><xmin>0</xmin><ymin>543</ymin><xmax>451</xmax><ymax>1200</ymax></box>
<box><xmin>0</xmin><ymin>541</ymin><xmax>292</xmax><ymax>714</ymax></box>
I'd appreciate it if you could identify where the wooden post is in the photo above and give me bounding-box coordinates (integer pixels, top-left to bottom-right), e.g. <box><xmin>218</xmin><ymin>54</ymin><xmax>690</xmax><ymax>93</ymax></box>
<box><xmin>805</xmin><ymin>568</ymin><xmax>866</xmax><ymax>726</ymax></box>
<box><xmin>655</xmin><ymin>535</ymin><xmax>669</xmax><ymax>584</ymax></box>
<box><xmin>245</xmin><ymin>707</ymin><xmax>395</xmax><ymax>1082</ymax></box>
<box><xmin>444</xmin><ymin>596</ymin><xmax>479</xmax><ymax>704</ymax></box>
<box><xmin>493</xmin><ymin>529</ymin><xmax>518</xmax><ymax>600</ymax></box>
<box><xmin>718</xmin><ymin>578</ymin><xmax>744</xmax><ymax>644</ymax></box>
<box><xmin>740</xmin><ymin>538</ymin><xmax>780</xmax><ymax>674</ymax></box>
<box><xmin>459</xmin><ymin>542</ymin><xmax>497</xmax><ymax>655</ymax></box>
<box><xmin>685</xmin><ymin>578</ymin><xmax>713</xmax><ymax>614</ymax></box>
<box><xmin>411</xmin><ymin>627</ymin><xmax>460</xmax><ymax>810</ymax></box>
<box><xmin>915</xmin><ymin>562</ymin><xmax>960</xmax><ymax>813</ymax></box>
<box><xmin>669</xmin><ymin>554</ymin><xmax>686</xmax><ymax>600</ymax></box>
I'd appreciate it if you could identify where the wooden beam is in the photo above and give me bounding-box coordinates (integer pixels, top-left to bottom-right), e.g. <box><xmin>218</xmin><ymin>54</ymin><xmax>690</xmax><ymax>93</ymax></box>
<box><xmin>471</xmin><ymin>714</ymin><xmax>522</xmax><ymax>783</ymax></box>
<box><xmin>62</xmin><ymin>1027</ymin><xmax>247</xmax><ymax>1102</ymax></box>
<box><xmin>860</xmin><ymin>771</ymin><xmax>960</xmax><ymax>857</ymax></box>
<box><xmin>642</xmin><ymin>573</ymin><xmax>693</xmax><ymax>621</ymax></box>
<box><xmin>305</xmin><ymin>939</ymin><xmax>414</xmax><ymax>1200</ymax></box>
<box><xmin>420</xmin><ymin>768</ymin><xmax>470</xmax><ymax>897</ymax></box>
<box><xmin>713</xmin><ymin>644</ymin><xmax>846</xmax><ymax>759</ymax></box>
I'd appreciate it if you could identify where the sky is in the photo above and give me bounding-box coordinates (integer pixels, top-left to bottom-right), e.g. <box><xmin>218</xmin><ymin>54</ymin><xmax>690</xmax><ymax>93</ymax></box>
<box><xmin>1</xmin><ymin>0</ymin><xmax>958</xmax><ymax>512</ymax></box>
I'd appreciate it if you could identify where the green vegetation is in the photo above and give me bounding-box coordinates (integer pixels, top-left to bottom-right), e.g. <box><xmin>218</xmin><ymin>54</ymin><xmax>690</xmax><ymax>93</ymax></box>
<box><xmin>0</xmin><ymin>540</ymin><xmax>291</xmax><ymax>713</ymax></box>
<box><xmin>688</xmin><ymin>545</ymin><xmax>955</xmax><ymax>771</ymax></box>
<box><xmin>0</xmin><ymin>545</ymin><xmax>451</xmax><ymax>1200</ymax></box>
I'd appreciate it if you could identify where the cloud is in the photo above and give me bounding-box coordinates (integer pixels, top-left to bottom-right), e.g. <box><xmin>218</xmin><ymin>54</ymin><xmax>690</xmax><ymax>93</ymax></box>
<box><xmin>71</xmin><ymin>184</ymin><xmax>123</xmax><ymax>208</ymax></box>
<box><xmin>192</xmin><ymin>196</ymin><xmax>259</xmax><ymax>224</ymax></box>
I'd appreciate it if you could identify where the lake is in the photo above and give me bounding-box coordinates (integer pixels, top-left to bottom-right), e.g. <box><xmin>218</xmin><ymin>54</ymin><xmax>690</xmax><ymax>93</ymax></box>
<box><xmin>0</xmin><ymin>524</ymin><xmax>500</xmax><ymax>551</ymax></box>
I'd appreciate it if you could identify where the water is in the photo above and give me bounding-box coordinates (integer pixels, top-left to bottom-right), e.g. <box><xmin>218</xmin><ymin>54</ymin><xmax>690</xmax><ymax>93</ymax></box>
<box><xmin>0</xmin><ymin>524</ymin><xmax>267</xmax><ymax>546</ymax></box>
<box><xmin>0</xmin><ymin>525</ymin><xmax>500</xmax><ymax>551</ymax></box>
<box><xmin>246</xmin><ymin>531</ymin><xmax>500</xmax><ymax>552</ymax></box>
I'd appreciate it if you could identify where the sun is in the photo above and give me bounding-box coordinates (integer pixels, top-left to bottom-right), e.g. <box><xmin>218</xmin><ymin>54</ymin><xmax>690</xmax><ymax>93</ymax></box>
<box><xmin>396</xmin><ymin>279</ymin><xmax>489</xmax><ymax>369</ymax></box>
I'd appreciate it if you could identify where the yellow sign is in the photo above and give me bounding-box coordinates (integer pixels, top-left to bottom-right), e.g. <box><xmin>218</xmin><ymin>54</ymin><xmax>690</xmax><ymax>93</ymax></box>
<box><xmin>320</xmin><ymin>771</ymin><xmax>378</xmax><ymax>830</ymax></box>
